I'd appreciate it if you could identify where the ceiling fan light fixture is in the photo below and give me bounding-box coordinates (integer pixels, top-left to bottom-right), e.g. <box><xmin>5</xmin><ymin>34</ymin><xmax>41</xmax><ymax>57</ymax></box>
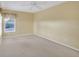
<box><xmin>30</xmin><ymin>2</ymin><xmax>41</xmax><ymax>10</ymax></box>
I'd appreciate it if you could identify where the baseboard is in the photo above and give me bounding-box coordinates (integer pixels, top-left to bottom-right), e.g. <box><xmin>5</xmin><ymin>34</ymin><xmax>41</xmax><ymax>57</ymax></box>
<box><xmin>34</xmin><ymin>33</ymin><xmax>79</xmax><ymax>52</ymax></box>
<box><xmin>1</xmin><ymin>33</ymin><xmax>79</xmax><ymax>52</ymax></box>
<box><xmin>3</xmin><ymin>33</ymin><xmax>33</xmax><ymax>39</ymax></box>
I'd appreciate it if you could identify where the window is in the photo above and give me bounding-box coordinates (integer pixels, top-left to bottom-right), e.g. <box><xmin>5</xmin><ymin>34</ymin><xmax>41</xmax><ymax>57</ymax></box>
<box><xmin>4</xmin><ymin>14</ymin><xmax>16</xmax><ymax>32</ymax></box>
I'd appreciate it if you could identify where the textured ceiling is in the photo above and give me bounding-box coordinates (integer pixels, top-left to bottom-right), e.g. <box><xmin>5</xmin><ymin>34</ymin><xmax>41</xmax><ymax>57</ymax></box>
<box><xmin>0</xmin><ymin>1</ymin><xmax>65</xmax><ymax>13</ymax></box>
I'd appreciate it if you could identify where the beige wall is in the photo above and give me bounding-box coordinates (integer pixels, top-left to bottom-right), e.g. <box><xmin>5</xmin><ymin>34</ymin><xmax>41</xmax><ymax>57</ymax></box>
<box><xmin>2</xmin><ymin>9</ymin><xmax>33</xmax><ymax>38</ymax></box>
<box><xmin>1</xmin><ymin>2</ymin><xmax>79</xmax><ymax>50</ymax></box>
<box><xmin>34</xmin><ymin>2</ymin><xmax>79</xmax><ymax>49</ymax></box>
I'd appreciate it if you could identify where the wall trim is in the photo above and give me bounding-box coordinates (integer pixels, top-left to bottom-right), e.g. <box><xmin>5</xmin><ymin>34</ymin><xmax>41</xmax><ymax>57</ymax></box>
<box><xmin>2</xmin><ymin>33</ymin><xmax>33</xmax><ymax>39</ymax></box>
<box><xmin>1</xmin><ymin>33</ymin><xmax>79</xmax><ymax>52</ymax></box>
<box><xmin>34</xmin><ymin>33</ymin><xmax>79</xmax><ymax>52</ymax></box>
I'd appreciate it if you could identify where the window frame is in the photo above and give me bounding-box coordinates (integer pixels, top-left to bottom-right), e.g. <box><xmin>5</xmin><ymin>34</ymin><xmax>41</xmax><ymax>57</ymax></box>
<box><xmin>4</xmin><ymin>14</ymin><xmax>16</xmax><ymax>33</ymax></box>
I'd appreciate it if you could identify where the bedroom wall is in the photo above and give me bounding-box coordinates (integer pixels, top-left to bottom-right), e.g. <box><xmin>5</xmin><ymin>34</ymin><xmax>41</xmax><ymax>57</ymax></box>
<box><xmin>2</xmin><ymin>9</ymin><xmax>33</xmax><ymax>38</ymax></box>
<box><xmin>34</xmin><ymin>2</ymin><xmax>79</xmax><ymax>49</ymax></box>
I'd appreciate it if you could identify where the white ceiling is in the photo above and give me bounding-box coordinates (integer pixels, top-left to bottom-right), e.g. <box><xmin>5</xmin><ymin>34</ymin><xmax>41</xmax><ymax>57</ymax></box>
<box><xmin>0</xmin><ymin>1</ymin><xmax>65</xmax><ymax>13</ymax></box>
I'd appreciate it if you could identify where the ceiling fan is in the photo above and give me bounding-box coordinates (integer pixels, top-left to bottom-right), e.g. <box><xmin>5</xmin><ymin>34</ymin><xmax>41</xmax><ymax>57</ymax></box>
<box><xmin>29</xmin><ymin>2</ymin><xmax>41</xmax><ymax>10</ymax></box>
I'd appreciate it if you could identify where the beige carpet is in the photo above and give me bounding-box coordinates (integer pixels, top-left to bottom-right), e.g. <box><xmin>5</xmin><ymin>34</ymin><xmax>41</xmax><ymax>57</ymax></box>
<box><xmin>0</xmin><ymin>35</ymin><xmax>79</xmax><ymax>57</ymax></box>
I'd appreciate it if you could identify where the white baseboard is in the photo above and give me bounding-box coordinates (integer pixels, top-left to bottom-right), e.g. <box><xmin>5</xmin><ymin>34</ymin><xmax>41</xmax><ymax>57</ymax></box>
<box><xmin>34</xmin><ymin>33</ymin><xmax>79</xmax><ymax>52</ymax></box>
<box><xmin>1</xmin><ymin>33</ymin><xmax>79</xmax><ymax>52</ymax></box>
<box><xmin>3</xmin><ymin>33</ymin><xmax>33</xmax><ymax>39</ymax></box>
